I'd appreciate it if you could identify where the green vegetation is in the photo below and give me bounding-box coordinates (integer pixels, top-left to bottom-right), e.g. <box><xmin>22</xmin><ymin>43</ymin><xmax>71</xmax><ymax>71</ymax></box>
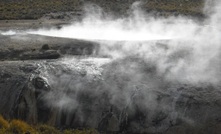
<box><xmin>0</xmin><ymin>0</ymin><xmax>205</xmax><ymax>20</ymax></box>
<box><xmin>0</xmin><ymin>115</ymin><xmax>99</xmax><ymax>134</ymax></box>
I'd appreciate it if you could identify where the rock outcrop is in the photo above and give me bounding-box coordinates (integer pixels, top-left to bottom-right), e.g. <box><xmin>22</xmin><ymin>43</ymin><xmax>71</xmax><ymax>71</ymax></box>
<box><xmin>0</xmin><ymin>34</ymin><xmax>99</xmax><ymax>61</ymax></box>
<box><xmin>0</xmin><ymin>56</ymin><xmax>221</xmax><ymax>133</ymax></box>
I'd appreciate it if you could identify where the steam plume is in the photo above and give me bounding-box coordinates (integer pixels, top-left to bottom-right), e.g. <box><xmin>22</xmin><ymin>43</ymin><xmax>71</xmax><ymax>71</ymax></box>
<box><xmin>30</xmin><ymin>2</ymin><xmax>221</xmax><ymax>131</ymax></box>
<box><xmin>30</xmin><ymin>1</ymin><xmax>221</xmax><ymax>85</ymax></box>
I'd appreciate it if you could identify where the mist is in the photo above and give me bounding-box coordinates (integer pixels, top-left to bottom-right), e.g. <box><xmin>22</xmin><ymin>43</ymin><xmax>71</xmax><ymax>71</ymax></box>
<box><xmin>29</xmin><ymin>1</ymin><xmax>221</xmax><ymax>86</ymax></box>
<box><xmin>30</xmin><ymin>3</ymin><xmax>197</xmax><ymax>41</ymax></box>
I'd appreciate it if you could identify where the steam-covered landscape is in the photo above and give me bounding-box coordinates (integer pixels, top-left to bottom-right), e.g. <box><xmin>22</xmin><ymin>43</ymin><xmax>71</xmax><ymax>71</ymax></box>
<box><xmin>0</xmin><ymin>0</ymin><xmax>221</xmax><ymax>134</ymax></box>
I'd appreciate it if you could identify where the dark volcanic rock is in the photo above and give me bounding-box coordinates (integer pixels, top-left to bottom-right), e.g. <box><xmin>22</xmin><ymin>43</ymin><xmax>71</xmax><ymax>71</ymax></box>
<box><xmin>0</xmin><ymin>57</ymin><xmax>221</xmax><ymax>134</ymax></box>
<box><xmin>20</xmin><ymin>50</ymin><xmax>61</xmax><ymax>60</ymax></box>
<box><xmin>32</xmin><ymin>76</ymin><xmax>50</xmax><ymax>91</ymax></box>
<box><xmin>41</xmin><ymin>44</ymin><xmax>50</xmax><ymax>51</ymax></box>
<box><xmin>0</xmin><ymin>62</ymin><xmax>33</xmax><ymax>119</ymax></box>
<box><xmin>0</xmin><ymin>34</ymin><xmax>99</xmax><ymax>60</ymax></box>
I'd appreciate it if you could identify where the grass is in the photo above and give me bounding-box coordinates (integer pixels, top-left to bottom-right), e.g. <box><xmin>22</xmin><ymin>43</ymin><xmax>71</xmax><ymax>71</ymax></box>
<box><xmin>8</xmin><ymin>119</ymin><xmax>36</xmax><ymax>134</ymax></box>
<box><xmin>0</xmin><ymin>0</ymin><xmax>205</xmax><ymax>20</ymax></box>
<box><xmin>143</xmin><ymin>0</ymin><xmax>205</xmax><ymax>17</ymax></box>
<box><xmin>36</xmin><ymin>124</ymin><xmax>60</xmax><ymax>134</ymax></box>
<box><xmin>0</xmin><ymin>115</ymin><xmax>9</xmax><ymax>129</ymax></box>
<box><xmin>63</xmin><ymin>129</ymin><xmax>99</xmax><ymax>134</ymax></box>
<box><xmin>0</xmin><ymin>115</ymin><xmax>99</xmax><ymax>134</ymax></box>
<box><xmin>0</xmin><ymin>0</ymin><xmax>81</xmax><ymax>20</ymax></box>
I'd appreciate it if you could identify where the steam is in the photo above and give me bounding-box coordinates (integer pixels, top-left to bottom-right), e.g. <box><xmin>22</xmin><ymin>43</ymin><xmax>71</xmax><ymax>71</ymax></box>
<box><xmin>30</xmin><ymin>1</ymin><xmax>221</xmax><ymax>85</ymax></box>
<box><xmin>0</xmin><ymin>30</ymin><xmax>17</xmax><ymax>35</ymax></box>
<box><xmin>29</xmin><ymin>3</ymin><xmax>196</xmax><ymax>41</ymax></box>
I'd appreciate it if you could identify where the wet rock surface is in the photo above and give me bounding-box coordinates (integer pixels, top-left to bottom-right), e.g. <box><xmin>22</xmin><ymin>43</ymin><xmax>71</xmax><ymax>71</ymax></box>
<box><xmin>0</xmin><ymin>34</ymin><xmax>99</xmax><ymax>60</ymax></box>
<box><xmin>0</xmin><ymin>56</ymin><xmax>221</xmax><ymax>133</ymax></box>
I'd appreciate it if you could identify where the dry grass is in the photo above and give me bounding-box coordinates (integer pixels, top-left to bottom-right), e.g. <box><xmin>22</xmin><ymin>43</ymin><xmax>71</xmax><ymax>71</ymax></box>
<box><xmin>0</xmin><ymin>0</ymin><xmax>205</xmax><ymax>20</ymax></box>
<box><xmin>9</xmin><ymin>119</ymin><xmax>36</xmax><ymax>134</ymax></box>
<box><xmin>0</xmin><ymin>115</ymin><xmax>9</xmax><ymax>129</ymax></box>
<box><xmin>63</xmin><ymin>129</ymin><xmax>99</xmax><ymax>134</ymax></box>
<box><xmin>144</xmin><ymin>0</ymin><xmax>205</xmax><ymax>17</ymax></box>
<box><xmin>36</xmin><ymin>124</ymin><xmax>60</xmax><ymax>134</ymax></box>
<box><xmin>0</xmin><ymin>0</ymin><xmax>80</xmax><ymax>19</ymax></box>
<box><xmin>0</xmin><ymin>115</ymin><xmax>99</xmax><ymax>134</ymax></box>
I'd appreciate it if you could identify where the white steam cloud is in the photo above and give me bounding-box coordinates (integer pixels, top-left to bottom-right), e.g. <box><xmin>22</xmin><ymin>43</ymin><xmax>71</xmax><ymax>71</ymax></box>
<box><xmin>30</xmin><ymin>1</ymin><xmax>221</xmax><ymax>85</ymax></box>
<box><xmin>25</xmin><ymin>1</ymin><xmax>221</xmax><ymax>131</ymax></box>
<box><xmin>29</xmin><ymin>3</ymin><xmax>196</xmax><ymax>41</ymax></box>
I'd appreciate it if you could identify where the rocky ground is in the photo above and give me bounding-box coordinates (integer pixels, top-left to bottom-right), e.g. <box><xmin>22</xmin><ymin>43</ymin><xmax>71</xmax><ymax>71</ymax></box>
<box><xmin>1</xmin><ymin>30</ymin><xmax>221</xmax><ymax>134</ymax></box>
<box><xmin>0</xmin><ymin>33</ymin><xmax>99</xmax><ymax>60</ymax></box>
<box><xmin>1</xmin><ymin>56</ymin><xmax>221</xmax><ymax>134</ymax></box>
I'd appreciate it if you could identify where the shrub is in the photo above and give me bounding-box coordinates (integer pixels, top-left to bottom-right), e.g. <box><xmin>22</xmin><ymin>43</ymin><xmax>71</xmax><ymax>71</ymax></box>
<box><xmin>0</xmin><ymin>115</ymin><xmax>9</xmax><ymax>129</ymax></box>
<box><xmin>41</xmin><ymin>44</ymin><xmax>50</xmax><ymax>51</ymax></box>
<box><xmin>0</xmin><ymin>128</ymin><xmax>8</xmax><ymax>134</ymax></box>
<box><xmin>36</xmin><ymin>124</ymin><xmax>60</xmax><ymax>134</ymax></box>
<box><xmin>63</xmin><ymin>128</ymin><xmax>99</xmax><ymax>134</ymax></box>
<box><xmin>9</xmin><ymin>119</ymin><xmax>35</xmax><ymax>134</ymax></box>
<box><xmin>0</xmin><ymin>115</ymin><xmax>99</xmax><ymax>134</ymax></box>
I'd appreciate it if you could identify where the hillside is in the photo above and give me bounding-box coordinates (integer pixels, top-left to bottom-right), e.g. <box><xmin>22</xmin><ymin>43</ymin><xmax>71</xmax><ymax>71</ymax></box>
<box><xmin>0</xmin><ymin>0</ymin><xmax>205</xmax><ymax>20</ymax></box>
